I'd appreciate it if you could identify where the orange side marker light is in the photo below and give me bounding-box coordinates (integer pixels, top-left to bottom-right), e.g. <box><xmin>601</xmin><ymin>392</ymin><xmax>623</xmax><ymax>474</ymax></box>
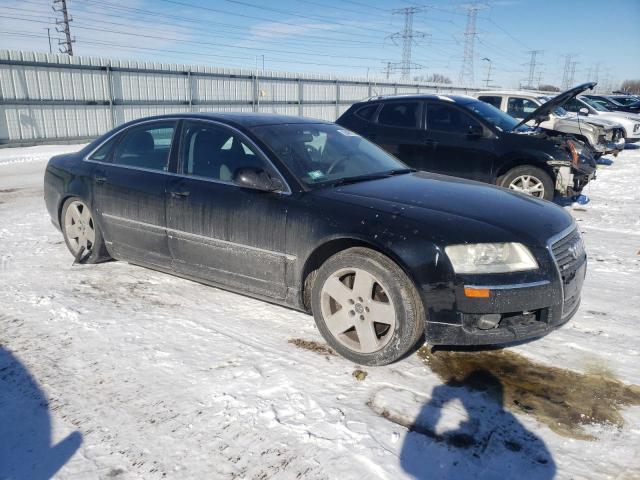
<box><xmin>464</xmin><ymin>287</ymin><xmax>490</xmax><ymax>298</ymax></box>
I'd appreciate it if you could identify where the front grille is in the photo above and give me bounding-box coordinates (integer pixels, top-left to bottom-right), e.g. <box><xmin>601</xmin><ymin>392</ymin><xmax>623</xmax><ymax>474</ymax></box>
<box><xmin>552</xmin><ymin>228</ymin><xmax>585</xmax><ymax>274</ymax></box>
<box><xmin>551</xmin><ymin>228</ymin><xmax>586</xmax><ymax>317</ymax></box>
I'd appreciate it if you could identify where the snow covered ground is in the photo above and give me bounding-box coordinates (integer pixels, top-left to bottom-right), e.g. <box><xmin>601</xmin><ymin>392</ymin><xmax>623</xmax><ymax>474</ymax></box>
<box><xmin>1</xmin><ymin>144</ymin><xmax>639</xmax><ymax>480</ymax></box>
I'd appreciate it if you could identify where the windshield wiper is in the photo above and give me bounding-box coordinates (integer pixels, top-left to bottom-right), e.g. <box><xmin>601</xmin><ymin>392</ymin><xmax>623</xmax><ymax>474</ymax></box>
<box><xmin>331</xmin><ymin>168</ymin><xmax>415</xmax><ymax>187</ymax></box>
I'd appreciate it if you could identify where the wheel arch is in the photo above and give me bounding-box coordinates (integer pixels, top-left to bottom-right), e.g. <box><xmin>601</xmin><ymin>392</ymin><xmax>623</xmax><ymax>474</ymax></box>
<box><xmin>300</xmin><ymin>235</ymin><xmax>420</xmax><ymax>311</ymax></box>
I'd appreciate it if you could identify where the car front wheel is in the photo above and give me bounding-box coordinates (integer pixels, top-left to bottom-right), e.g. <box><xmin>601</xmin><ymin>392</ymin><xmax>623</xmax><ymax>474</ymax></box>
<box><xmin>498</xmin><ymin>166</ymin><xmax>554</xmax><ymax>201</ymax></box>
<box><xmin>311</xmin><ymin>247</ymin><xmax>425</xmax><ymax>366</ymax></box>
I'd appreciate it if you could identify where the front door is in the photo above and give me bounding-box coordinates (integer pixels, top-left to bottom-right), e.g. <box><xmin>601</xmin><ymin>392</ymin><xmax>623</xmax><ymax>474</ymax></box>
<box><xmin>166</xmin><ymin>120</ymin><xmax>291</xmax><ymax>299</ymax></box>
<box><xmin>424</xmin><ymin>102</ymin><xmax>496</xmax><ymax>182</ymax></box>
<box><xmin>90</xmin><ymin>120</ymin><xmax>177</xmax><ymax>267</ymax></box>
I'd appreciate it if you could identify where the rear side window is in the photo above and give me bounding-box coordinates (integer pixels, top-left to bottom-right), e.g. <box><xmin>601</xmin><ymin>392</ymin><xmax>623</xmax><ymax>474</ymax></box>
<box><xmin>478</xmin><ymin>96</ymin><xmax>502</xmax><ymax>109</ymax></box>
<box><xmin>507</xmin><ymin>97</ymin><xmax>539</xmax><ymax>118</ymax></box>
<box><xmin>112</xmin><ymin>122</ymin><xmax>176</xmax><ymax>171</ymax></box>
<box><xmin>377</xmin><ymin>102</ymin><xmax>421</xmax><ymax>128</ymax></box>
<box><xmin>427</xmin><ymin>103</ymin><xmax>481</xmax><ymax>134</ymax></box>
<box><xmin>355</xmin><ymin>104</ymin><xmax>378</xmax><ymax>121</ymax></box>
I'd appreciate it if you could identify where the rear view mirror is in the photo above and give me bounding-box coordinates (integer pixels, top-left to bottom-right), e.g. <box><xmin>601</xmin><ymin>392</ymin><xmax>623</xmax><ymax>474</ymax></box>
<box><xmin>467</xmin><ymin>124</ymin><xmax>483</xmax><ymax>138</ymax></box>
<box><xmin>232</xmin><ymin>167</ymin><xmax>283</xmax><ymax>192</ymax></box>
<box><xmin>578</xmin><ymin>107</ymin><xmax>589</xmax><ymax>116</ymax></box>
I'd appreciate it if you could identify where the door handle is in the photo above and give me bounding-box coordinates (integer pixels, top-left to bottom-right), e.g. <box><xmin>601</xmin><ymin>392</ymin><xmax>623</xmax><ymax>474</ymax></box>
<box><xmin>170</xmin><ymin>190</ymin><xmax>190</xmax><ymax>198</ymax></box>
<box><xmin>93</xmin><ymin>175</ymin><xmax>107</xmax><ymax>184</ymax></box>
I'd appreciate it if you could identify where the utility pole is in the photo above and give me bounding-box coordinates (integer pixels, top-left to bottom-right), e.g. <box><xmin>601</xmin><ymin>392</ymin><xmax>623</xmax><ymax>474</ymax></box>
<box><xmin>459</xmin><ymin>1</ymin><xmax>485</xmax><ymax>87</ymax></box>
<box><xmin>46</xmin><ymin>27</ymin><xmax>52</xmax><ymax>53</ymax></box>
<box><xmin>482</xmin><ymin>57</ymin><xmax>492</xmax><ymax>88</ymax></box>
<box><xmin>382</xmin><ymin>61</ymin><xmax>394</xmax><ymax>80</ymax></box>
<box><xmin>526</xmin><ymin>50</ymin><xmax>544</xmax><ymax>88</ymax></box>
<box><xmin>53</xmin><ymin>0</ymin><xmax>74</xmax><ymax>55</ymax></box>
<box><xmin>389</xmin><ymin>6</ymin><xmax>428</xmax><ymax>81</ymax></box>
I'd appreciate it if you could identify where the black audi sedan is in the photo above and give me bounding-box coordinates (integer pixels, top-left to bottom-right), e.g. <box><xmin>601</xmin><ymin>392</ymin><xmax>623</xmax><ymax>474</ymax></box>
<box><xmin>44</xmin><ymin>113</ymin><xmax>586</xmax><ymax>365</ymax></box>
<box><xmin>336</xmin><ymin>91</ymin><xmax>597</xmax><ymax>201</ymax></box>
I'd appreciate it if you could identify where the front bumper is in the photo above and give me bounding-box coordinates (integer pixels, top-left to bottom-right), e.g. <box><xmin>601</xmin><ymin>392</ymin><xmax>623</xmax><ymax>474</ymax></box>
<box><xmin>424</xmin><ymin>257</ymin><xmax>587</xmax><ymax>346</ymax></box>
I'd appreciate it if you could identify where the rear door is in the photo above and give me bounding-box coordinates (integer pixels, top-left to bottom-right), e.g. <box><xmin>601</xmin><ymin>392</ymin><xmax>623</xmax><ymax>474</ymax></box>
<box><xmin>166</xmin><ymin>120</ymin><xmax>291</xmax><ymax>299</ymax></box>
<box><xmin>367</xmin><ymin>101</ymin><xmax>432</xmax><ymax>170</ymax></box>
<box><xmin>424</xmin><ymin>102</ymin><xmax>497</xmax><ymax>182</ymax></box>
<box><xmin>90</xmin><ymin>120</ymin><xmax>177</xmax><ymax>267</ymax></box>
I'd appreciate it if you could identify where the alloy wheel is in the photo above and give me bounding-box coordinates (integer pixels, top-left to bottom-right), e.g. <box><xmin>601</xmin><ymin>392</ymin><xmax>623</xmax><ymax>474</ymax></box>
<box><xmin>64</xmin><ymin>200</ymin><xmax>96</xmax><ymax>255</ymax></box>
<box><xmin>508</xmin><ymin>174</ymin><xmax>545</xmax><ymax>198</ymax></box>
<box><xmin>320</xmin><ymin>267</ymin><xmax>396</xmax><ymax>354</ymax></box>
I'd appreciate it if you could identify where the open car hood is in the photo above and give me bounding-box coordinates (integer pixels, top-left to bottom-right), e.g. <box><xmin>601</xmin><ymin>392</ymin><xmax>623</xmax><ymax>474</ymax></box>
<box><xmin>512</xmin><ymin>82</ymin><xmax>597</xmax><ymax>130</ymax></box>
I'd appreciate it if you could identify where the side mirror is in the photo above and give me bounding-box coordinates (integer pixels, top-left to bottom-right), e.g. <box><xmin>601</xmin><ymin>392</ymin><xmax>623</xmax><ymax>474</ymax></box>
<box><xmin>467</xmin><ymin>124</ymin><xmax>483</xmax><ymax>138</ymax></box>
<box><xmin>578</xmin><ymin>107</ymin><xmax>589</xmax><ymax>116</ymax></box>
<box><xmin>232</xmin><ymin>167</ymin><xmax>283</xmax><ymax>192</ymax></box>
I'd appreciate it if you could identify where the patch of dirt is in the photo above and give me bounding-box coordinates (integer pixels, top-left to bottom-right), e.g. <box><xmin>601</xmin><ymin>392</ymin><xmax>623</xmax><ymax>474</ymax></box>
<box><xmin>288</xmin><ymin>338</ymin><xmax>335</xmax><ymax>356</ymax></box>
<box><xmin>418</xmin><ymin>347</ymin><xmax>640</xmax><ymax>440</ymax></box>
<box><xmin>352</xmin><ymin>369</ymin><xmax>368</xmax><ymax>381</ymax></box>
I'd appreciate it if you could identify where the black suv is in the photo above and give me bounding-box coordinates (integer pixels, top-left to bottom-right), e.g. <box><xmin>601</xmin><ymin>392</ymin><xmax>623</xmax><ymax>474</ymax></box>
<box><xmin>336</xmin><ymin>93</ymin><xmax>597</xmax><ymax>200</ymax></box>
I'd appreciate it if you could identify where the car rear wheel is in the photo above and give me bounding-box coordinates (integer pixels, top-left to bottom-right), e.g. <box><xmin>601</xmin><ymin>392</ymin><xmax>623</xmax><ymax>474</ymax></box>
<box><xmin>498</xmin><ymin>166</ymin><xmax>554</xmax><ymax>201</ymax></box>
<box><xmin>61</xmin><ymin>197</ymin><xmax>110</xmax><ymax>263</ymax></box>
<box><xmin>311</xmin><ymin>247</ymin><xmax>424</xmax><ymax>366</ymax></box>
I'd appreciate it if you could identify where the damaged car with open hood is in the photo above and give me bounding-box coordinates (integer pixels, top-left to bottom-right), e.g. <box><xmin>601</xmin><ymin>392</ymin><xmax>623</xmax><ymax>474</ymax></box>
<box><xmin>475</xmin><ymin>82</ymin><xmax>625</xmax><ymax>158</ymax></box>
<box><xmin>336</xmin><ymin>84</ymin><xmax>598</xmax><ymax>201</ymax></box>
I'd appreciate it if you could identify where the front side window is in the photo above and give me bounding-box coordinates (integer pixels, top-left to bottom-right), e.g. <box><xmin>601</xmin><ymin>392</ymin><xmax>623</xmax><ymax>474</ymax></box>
<box><xmin>377</xmin><ymin>102</ymin><xmax>421</xmax><ymax>128</ymax></box>
<box><xmin>464</xmin><ymin>100</ymin><xmax>525</xmax><ymax>132</ymax></box>
<box><xmin>112</xmin><ymin>122</ymin><xmax>176</xmax><ymax>171</ymax></box>
<box><xmin>506</xmin><ymin>97</ymin><xmax>539</xmax><ymax>118</ymax></box>
<box><xmin>478</xmin><ymin>96</ymin><xmax>502</xmax><ymax>109</ymax></box>
<box><xmin>563</xmin><ymin>98</ymin><xmax>593</xmax><ymax>113</ymax></box>
<box><xmin>251</xmin><ymin>123</ymin><xmax>408</xmax><ymax>186</ymax></box>
<box><xmin>181</xmin><ymin>122</ymin><xmax>267</xmax><ymax>182</ymax></box>
<box><xmin>88</xmin><ymin>138</ymin><xmax>116</xmax><ymax>162</ymax></box>
<box><xmin>427</xmin><ymin>103</ymin><xmax>481</xmax><ymax>134</ymax></box>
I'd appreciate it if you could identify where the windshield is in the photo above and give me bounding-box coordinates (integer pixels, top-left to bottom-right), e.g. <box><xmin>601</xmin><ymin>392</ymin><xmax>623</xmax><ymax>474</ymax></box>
<box><xmin>537</xmin><ymin>96</ymin><xmax>569</xmax><ymax>116</ymax></box>
<box><xmin>464</xmin><ymin>99</ymin><xmax>527</xmax><ymax>132</ymax></box>
<box><xmin>251</xmin><ymin>123</ymin><xmax>408</xmax><ymax>186</ymax></box>
<box><xmin>581</xmin><ymin>97</ymin><xmax>609</xmax><ymax>112</ymax></box>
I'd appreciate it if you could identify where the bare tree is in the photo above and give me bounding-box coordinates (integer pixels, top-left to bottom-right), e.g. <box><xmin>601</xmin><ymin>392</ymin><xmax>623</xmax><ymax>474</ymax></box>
<box><xmin>620</xmin><ymin>80</ymin><xmax>640</xmax><ymax>94</ymax></box>
<box><xmin>538</xmin><ymin>84</ymin><xmax>560</xmax><ymax>92</ymax></box>
<box><xmin>413</xmin><ymin>73</ymin><xmax>452</xmax><ymax>84</ymax></box>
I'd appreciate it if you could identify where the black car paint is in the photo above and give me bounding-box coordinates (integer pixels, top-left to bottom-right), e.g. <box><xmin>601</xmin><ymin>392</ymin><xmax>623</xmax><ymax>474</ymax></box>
<box><xmin>336</xmin><ymin>95</ymin><xmax>596</xmax><ymax>194</ymax></box>
<box><xmin>44</xmin><ymin>113</ymin><xmax>583</xmax><ymax>346</ymax></box>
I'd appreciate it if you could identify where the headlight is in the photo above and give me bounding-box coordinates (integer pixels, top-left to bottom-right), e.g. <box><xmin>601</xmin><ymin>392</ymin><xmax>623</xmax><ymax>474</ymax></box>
<box><xmin>444</xmin><ymin>243</ymin><xmax>538</xmax><ymax>274</ymax></box>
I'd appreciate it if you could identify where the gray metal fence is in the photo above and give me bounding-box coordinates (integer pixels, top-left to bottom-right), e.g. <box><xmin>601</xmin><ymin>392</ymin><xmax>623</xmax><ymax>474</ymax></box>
<box><xmin>0</xmin><ymin>50</ymin><xmax>481</xmax><ymax>146</ymax></box>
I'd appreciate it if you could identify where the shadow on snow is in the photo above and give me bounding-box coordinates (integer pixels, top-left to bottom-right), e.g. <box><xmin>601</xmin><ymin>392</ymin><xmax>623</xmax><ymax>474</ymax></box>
<box><xmin>0</xmin><ymin>346</ymin><xmax>82</xmax><ymax>480</ymax></box>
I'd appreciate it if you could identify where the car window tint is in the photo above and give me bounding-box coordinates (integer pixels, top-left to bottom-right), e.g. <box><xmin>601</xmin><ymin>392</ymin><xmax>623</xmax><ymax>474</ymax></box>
<box><xmin>112</xmin><ymin>122</ymin><xmax>176</xmax><ymax>171</ymax></box>
<box><xmin>377</xmin><ymin>102</ymin><xmax>420</xmax><ymax>128</ymax></box>
<box><xmin>355</xmin><ymin>104</ymin><xmax>378</xmax><ymax>121</ymax></box>
<box><xmin>427</xmin><ymin>103</ymin><xmax>480</xmax><ymax>134</ymax></box>
<box><xmin>88</xmin><ymin>137</ymin><xmax>116</xmax><ymax>162</ymax></box>
<box><xmin>563</xmin><ymin>99</ymin><xmax>582</xmax><ymax>112</ymax></box>
<box><xmin>478</xmin><ymin>96</ymin><xmax>502</xmax><ymax>109</ymax></box>
<box><xmin>181</xmin><ymin>122</ymin><xmax>267</xmax><ymax>182</ymax></box>
<box><xmin>507</xmin><ymin>97</ymin><xmax>539</xmax><ymax>118</ymax></box>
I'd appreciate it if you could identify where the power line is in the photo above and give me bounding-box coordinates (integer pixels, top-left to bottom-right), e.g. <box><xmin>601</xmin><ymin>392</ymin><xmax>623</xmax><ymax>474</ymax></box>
<box><xmin>52</xmin><ymin>0</ymin><xmax>74</xmax><ymax>55</ymax></box>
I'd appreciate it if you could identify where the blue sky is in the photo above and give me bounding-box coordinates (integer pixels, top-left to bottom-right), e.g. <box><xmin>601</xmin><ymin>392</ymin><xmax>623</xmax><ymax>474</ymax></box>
<box><xmin>1</xmin><ymin>0</ymin><xmax>638</xmax><ymax>89</ymax></box>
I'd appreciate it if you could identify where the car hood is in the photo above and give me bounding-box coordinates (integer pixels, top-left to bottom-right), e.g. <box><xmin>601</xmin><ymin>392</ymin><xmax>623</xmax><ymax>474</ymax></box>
<box><xmin>513</xmin><ymin>82</ymin><xmax>597</xmax><ymax>130</ymax></box>
<box><xmin>316</xmin><ymin>172</ymin><xmax>573</xmax><ymax>246</ymax></box>
<box><xmin>598</xmin><ymin>111</ymin><xmax>640</xmax><ymax>123</ymax></box>
<box><xmin>570</xmin><ymin>115</ymin><xmax>623</xmax><ymax>129</ymax></box>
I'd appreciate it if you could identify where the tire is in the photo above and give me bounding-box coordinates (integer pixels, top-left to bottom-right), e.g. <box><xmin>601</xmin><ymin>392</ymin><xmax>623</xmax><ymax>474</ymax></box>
<box><xmin>310</xmin><ymin>247</ymin><xmax>425</xmax><ymax>366</ymax></box>
<box><xmin>61</xmin><ymin>197</ymin><xmax>111</xmax><ymax>263</ymax></box>
<box><xmin>498</xmin><ymin>165</ymin><xmax>555</xmax><ymax>201</ymax></box>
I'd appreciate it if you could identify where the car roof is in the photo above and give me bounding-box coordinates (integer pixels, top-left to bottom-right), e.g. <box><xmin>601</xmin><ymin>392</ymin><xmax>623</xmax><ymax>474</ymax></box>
<box><xmin>475</xmin><ymin>90</ymin><xmax>547</xmax><ymax>97</ymax></box>
<box><xmin>122</xmin><ymin>112</ymin><xmax>331</xmax><ymax>129</ymax></box>
<box><xmin>358</xmin><ymin>93</ymin><xmax>478</xmax><ymax>105</ymax></box>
